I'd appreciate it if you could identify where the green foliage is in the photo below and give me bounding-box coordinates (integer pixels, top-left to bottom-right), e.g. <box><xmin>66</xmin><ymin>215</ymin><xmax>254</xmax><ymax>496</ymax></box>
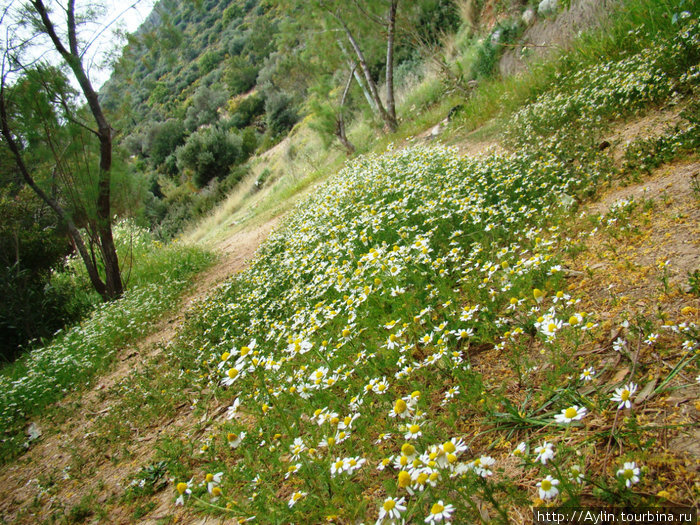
<box><xmin>155</xmin><ymin>163</ymin><xmax>252</xmax><ymax>240</ymax></box>
<box><xmin>0</xmin><ymin>221</ymin><xmax>214</xmax><ymax>463</ymax></box>
<box><xmin>184</xmin><ymin>85</ymin><xmax>228</xmax><ymax>131</ymax></box>
<box><xmin>175</xmin><ymin>126</ymin><xmax>244</xmax><ymax>187</ymax></box>
<box><xmin>199</xmin><ymin>49</ymin><xmax>223</xmax><ymax>74</ymax></box>
<box><xmin>265</xmin><ymin>91</ymin><xmax>299</xmax><ymax>137</ymax></box>
<box><xmin>228</xmin><ymin>93</ymin><xmax>265</xmax><ymax>129</ymax></box>
<box><xmin>0</xmin><ymin>185</ymin><xmax>76</xmax><ymax>362</ymax></box>
<box><xmin>223</xmin><ymin>4</ymin><xmax>244</xmax><ymax>25</ymax></box>
<box><xmin>412</xmin><ymin>0</ymin><xmax>461</xmax><ymax>45</ymax></box>
<box><xmin>147</xmin><ymin>81</ymin><xmax>169</xmax><ymax>106</ymax></box>
<box><xmin>224</xmin><ymin>55</ymin><xmax>259</xmax><ymax>95</ymax></box>
<box><xmin>240</xmin><ymin>127</ymin><xmax>259</xmax><ymax>157</ymax></box>
<box><xmin>144</xmin><ymin>119</ymin><xmax>187</xmax><ymax>168</ymax></box>
<box><xmin>470</xmin><ymin>21</ymin><xmax>522</xmax><ymax>79</ymax></box>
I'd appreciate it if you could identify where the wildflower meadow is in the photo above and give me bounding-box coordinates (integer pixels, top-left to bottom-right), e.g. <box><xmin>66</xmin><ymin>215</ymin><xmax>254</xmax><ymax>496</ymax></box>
<box><xmin>163</xmin><ymin>18</ymin><xmax>699</xmax><ymax>523</ymax></box>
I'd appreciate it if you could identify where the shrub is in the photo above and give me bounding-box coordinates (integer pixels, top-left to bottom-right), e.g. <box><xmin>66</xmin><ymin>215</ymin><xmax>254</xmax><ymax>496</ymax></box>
<box><xmin>144</xmin><ymin>119</ymin><xmax>187</xmax><ymax>168</ymax></box>
<box><xmin>265</xmin><ymin>91</ymin><xmax>298</xmax><ymax>137</ymax></box>
<box><xmin>175</xmin><ymin>126</ymin><xmax>243</xmax><ymax>187</ymax></box>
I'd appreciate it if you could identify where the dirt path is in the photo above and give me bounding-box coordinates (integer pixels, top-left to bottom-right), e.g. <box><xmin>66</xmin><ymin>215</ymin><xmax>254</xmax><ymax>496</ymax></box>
<box><xmin>0</xmin><ymin>217</ymin><xmax>280</xmax><ymax>525</ymax></box>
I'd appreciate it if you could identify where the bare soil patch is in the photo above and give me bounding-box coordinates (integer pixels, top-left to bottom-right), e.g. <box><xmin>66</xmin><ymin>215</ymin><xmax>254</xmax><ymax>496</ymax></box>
<box><xmin>586</xmin><ymin>160</ymin><xmax>700</xmax><ymax>291</ymax></box>
<box><xmin>500</xmin><ymin>0</ymin><xmax>621</xmax><ymax>77</ymax></box>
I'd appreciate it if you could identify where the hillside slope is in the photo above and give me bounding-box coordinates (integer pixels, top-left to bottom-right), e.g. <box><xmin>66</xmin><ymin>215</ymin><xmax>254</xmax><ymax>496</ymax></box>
<box><xmin>0</xmin><ymin>3</ymin><xmax>698</xmax><ymax>524</ymax></box>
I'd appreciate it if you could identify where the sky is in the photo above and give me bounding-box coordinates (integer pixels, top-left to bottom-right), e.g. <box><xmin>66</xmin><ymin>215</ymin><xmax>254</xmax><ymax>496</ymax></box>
<box><xmin>0</xmin><ymin>0</ymin><xmax>157</xmax><ymax>89</ymax></box>
<box><xmin>88</xmin><ymin>0</ymin><xmax>158</xmax><ymax>88</ymax></box>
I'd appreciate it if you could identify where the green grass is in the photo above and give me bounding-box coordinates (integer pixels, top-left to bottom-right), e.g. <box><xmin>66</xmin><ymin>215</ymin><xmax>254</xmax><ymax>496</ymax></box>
<box><xmin>452</xmin><ymin>0</ymin><xmax>699</xmax><ymax>133</ymax></box>
<box><xmin>0</xmin><ymin>227</ymin><xmax>214</xmax><ymax>464</ymax></box>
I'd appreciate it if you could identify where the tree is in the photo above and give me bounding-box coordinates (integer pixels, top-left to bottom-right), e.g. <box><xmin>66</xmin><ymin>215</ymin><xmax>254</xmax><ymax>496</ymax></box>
<box><xmin>175</xmin><ymin>126</ymin><xmax>243</xmax><ymax>187</ymax></box>
<box><xmin>308</xmin><ymin>69</ymin><xmax>356</xmax><ymax>155</ymax></box>
<box><xmin>321</xmin><ymin>0</ymin><xmax>399</xmax><ymax>132</ymax></box>
<box><xmin>0</xmin><ymin>0</ymin><xmax>126</xmax><ymax>301</ymax></box>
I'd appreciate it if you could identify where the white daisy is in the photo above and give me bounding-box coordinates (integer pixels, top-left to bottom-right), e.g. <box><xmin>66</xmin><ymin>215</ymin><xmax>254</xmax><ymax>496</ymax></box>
<box><xmin>537</xmin><ymin>475</ymin><xmax>560</xmax><ymax>500</ymax></box>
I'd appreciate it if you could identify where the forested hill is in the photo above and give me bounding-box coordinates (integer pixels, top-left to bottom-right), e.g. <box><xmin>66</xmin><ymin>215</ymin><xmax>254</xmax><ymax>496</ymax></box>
<box><xmin>100</xmin><ymin>0</ymin><xmax>458</xmax><ymax>198</ymax></box>
<box><xmin>101</xmin><ymin>0</ymin><xmax>278</xmax><ymax>138</ymax></box>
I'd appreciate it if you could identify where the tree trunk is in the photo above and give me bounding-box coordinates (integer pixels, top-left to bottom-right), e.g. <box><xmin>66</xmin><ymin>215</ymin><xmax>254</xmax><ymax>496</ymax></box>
<box><xmin>336</xmin><ymin>68</ymin><xmax>356</xmax><ymax>155</ymax></box>
<box><xmin>336</xmin><ymin>15</ymin><xmax>397</xmax><ymax>132</ymax></box>
<box><xmin>32</xmin><ymin>0</ymin><xmax>123</xmax><ymax>299</ymax></box>
<box><xmin>0</xmin><ymin>88</ymin><xmax>110</xmax><ymax>301</ymax></box>
<box><xmin>385</xmin><ymin>0</ymin><xmax>398</xmax><ymax>124</ymax></box>
<box><xmin>336</xmin><ymin>39</ymin><xmax>377</xmax><ymax>113</ymax></box>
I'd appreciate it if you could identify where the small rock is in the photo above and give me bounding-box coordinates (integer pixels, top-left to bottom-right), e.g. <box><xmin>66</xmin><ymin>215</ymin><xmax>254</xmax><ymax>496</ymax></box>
<box><xmin>522</xmin><ymin>8</ymin><xmax>535</xmax><ymax>25</ymax></box>
<box><xmin>448</xmin><ymin>105</ymin><xmax>466</xmax><ymax>121</ymax></box>
<box><xmin>27</xmin><ymin>423</ymin><xmax>41</xmax><ymax>442</ymax></box>
<box><xmin>538</xmin><ymin>0</ymin><xmax>559</xmax><ymax>16</ymax></box>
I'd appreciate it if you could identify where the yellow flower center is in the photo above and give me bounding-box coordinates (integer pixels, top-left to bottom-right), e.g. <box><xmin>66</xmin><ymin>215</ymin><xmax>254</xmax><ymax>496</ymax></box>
<box><xmin>383</xmin><ymin>499</ymin><xmax>396</xmax><ymax>511</ymax></box>
<box><xmin>176</xmin><ymin>482</ymin><xmax>187</xmax><ymax>494</ymax></box>
<box><xmin>621</xmin><ymin>390</ymin><xmax>630</xmax><ymax>401</ymax></box>
<box><xmin>564</xmin><ymin>407</ymin><xmax>578</xmax><ymax>419</ymax></box>
<box><xmin>240</xmin><ymin>346</ymin><xmax>250</xmax><ymax>356</ymax></box>
<box><xmin>211</xmin><ymin>486</ymin><xmax>222</xmax><ymax>497</ymax></box>
<box><xmin>409</xmin><ymin>424</ymin><xmax>420</xmax><ymax>434</ymax></box>
<box><xmin>401</xmin><ymin>443</ymin><xmax>415</xmax><ymax>456</ymax></box>
<box><xmin>541</xmin><ymin>479</ymin><xmax>552</xmax><ymax>491</ymax></box>
<box><xmin>623</xmin><ymin>468</ymin><xmax>634</xmax><ymax>480</ymax></box>
<box><xmin>205</xmin><ymin>473</ymin><xmax>214</xmax><ymax>482</ymax></box>
<box><xmin>394</xmin><ymin>399</ymin><xmax>407</xmax><ymax>414</ymax></box>
<box><xmin>220</xmin><ymin>352</ymin><xmax>230</xmax><ymax>361</ymax></box>
<box><xmin>397</xmin><ymin>470</ymin><xmax>411</xmax><ymax>488</ymax></box>
<box><xmin>431</xmin><ymin>503</ymin><xmax>445</xmax><ymax>515</ymax></box>
<box><xmin>443</xmin><ymin>441</ymin><xmax>456</xmax><ymax>453</ymax></box>
<box><xmin>227</xmin><ymin>368</ymin><xmax>238</xmax><ymax>379</ymax></box>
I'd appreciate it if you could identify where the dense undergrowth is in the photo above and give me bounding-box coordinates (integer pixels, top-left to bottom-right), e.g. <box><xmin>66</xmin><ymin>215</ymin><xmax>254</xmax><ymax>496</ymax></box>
<box><xmin>159</xmin><ymin>17</ymin><xmax>699</xmax><ymax>523</ymax></box>
<box><xmin>0</xmin><ymin>222</ymin><xmax>214</xmax><ymax>463</ymax></box>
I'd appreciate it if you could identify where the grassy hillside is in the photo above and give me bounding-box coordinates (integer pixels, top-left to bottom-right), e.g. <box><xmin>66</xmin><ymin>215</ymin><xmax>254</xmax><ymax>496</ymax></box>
<box><xmin>153</xmin><ymin>13</ymin><xmax>699</xmax><ymax>523</ymax></box>
<box><xmin>0</xmin><ymin>0</ymin><xmax>698</xmax><ymax>523</ymax></box>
